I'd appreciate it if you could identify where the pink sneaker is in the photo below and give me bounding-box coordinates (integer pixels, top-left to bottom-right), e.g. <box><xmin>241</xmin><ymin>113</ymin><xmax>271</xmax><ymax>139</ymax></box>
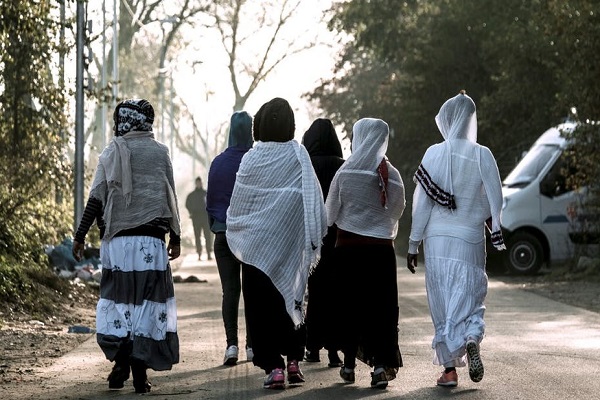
<box><xmin>437</xmin><ymin>370</ymin><xmax>458</xmax><ymax>387</ymax></box>
<box><xmin>263</xmin><ymin>368</ymin><xmax>285</xmax><ymax>389</ymax></box>
<box><xmin>286</xmin><ymin>360</ymin><xmax>305</xmax><ymax>384</ymax></box>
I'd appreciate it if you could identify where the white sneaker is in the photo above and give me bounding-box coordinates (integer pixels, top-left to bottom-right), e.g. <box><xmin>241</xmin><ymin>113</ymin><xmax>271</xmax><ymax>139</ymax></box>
<box><xmin>223</xmin><ymin>345</ymin><xmax>238</xmax><ymax>366</ymax></box>
<box><xmin>246</xmin><ymin>346</ymin><xmax>254</xmax><ymax>361</ymax></box>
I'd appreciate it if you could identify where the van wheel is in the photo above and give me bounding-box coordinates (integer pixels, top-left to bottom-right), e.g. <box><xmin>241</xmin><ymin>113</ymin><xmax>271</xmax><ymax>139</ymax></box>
<box><xmin>504</xmin><ymin>232</ymin><xmax>544</xmax><ymax>275</ymax></box>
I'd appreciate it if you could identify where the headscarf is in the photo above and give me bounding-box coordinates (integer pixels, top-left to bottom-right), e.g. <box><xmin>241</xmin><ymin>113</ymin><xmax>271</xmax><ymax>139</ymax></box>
<box><xmin>350</xmin><ymin>118</ymin><xmax>391</xmax><ymax>207</ymax></box>
<box><xmin>226</xmin><ymin>98</ymin><xmax>327</xmax><ymax>327</ymax></box>
<box><xmin>301</xmin><ymin>118</ymin><xmax>344</xmax><ymax>200</ymax></box>
<box><xmin>206</xmin><ymin>111</ymin><xmax>254</xmax><ymax>231</ymax></box>
<box><xmin>252</xmin><ymin>97</ymin><xmax>295</xmax><ymax>142</ymax></box>
<box><xmin>326</xmin><ymin>118</ymin><xmax>406</xmax><ymax>239</ymax></box>
<box><xmin>113</xmin><ymin>99</ymin><xmax>154</xmax><ymax>137</ymax></box>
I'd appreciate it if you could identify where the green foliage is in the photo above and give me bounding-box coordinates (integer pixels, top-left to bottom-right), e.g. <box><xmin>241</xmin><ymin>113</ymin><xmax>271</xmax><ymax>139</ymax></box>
<box><xmin>315</xmin><ymin>0</ymin><xmax>599</xmax><ymax>181</ymax></box>
<box><xmin>0</xmin><ymin>258</ymin><xmax>70</xmax><ymax>319</ymax></box>
<box><xmin>0</xmin><ymin>1</ymin><xmax>72</xmax><ymax>264</ymax></box>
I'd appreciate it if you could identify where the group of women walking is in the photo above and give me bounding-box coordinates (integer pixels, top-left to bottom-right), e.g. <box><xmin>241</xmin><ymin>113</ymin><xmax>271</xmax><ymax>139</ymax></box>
<box><xmin>72</xmin><ymin>90</ymin><xmax>505</xmax><ymax>393</ymax></box>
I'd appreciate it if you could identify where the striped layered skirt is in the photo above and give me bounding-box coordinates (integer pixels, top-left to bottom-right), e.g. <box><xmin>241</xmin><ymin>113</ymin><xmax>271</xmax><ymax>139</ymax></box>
<box><xmin>96</xmin><ymin>235</ymin><xmax>179</xmax><ymax>371</ymax></box>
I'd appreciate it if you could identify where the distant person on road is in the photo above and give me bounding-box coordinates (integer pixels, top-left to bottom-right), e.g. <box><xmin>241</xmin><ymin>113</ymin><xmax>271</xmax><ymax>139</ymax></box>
<box><xmin>301</xmin><ymin>118</ymin><xmax>344</xmax><ymax>368</ymax></box>
<box><xmin>186</xmin><ymin>177</ymin><xmax>213</xmax><ymax>260</ymax></box>
<box><xmin>206</xmin><ymin>111</ymin><xmax>254</xmax><ymax>366</ymax></box>
<box><xmin>72</xmin><ymin>98</ymin><xmax>181</xmax><ymax>394</ymax></box>
<box><xmin>325</xmin><ymin>118</ymin><xmax>406</xmax><ymax>389</ymax></box>
<box><xmin>406</xmin><ymin>90</ymin><xmax>506</xmax><ymax>387</ymax></box>
<box><xmin>226</xmin><ymin>97</ymin><xmax>327</xmax><ymax>390</ymax></box>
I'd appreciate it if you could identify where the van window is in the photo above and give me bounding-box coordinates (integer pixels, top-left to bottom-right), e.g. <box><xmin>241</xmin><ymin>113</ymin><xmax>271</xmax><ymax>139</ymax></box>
<box><xmin>540</xmin><ymin>153</ymin><xmax>571</xmax><ymax>197</ymax></box>
<box><xmin>503</xmin><ymin>144</ymin><xmax>560</xmax><ymax>188</ymax></box>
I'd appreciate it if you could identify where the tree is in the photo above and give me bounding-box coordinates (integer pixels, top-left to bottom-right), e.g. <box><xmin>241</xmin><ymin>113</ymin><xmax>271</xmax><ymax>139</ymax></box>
<box><xmin>311</xmin><ymin>0</ymin><xmax>600</xmax><ymax>253</ymax></box>
<box><xmin>0</xmin><ymin>1</ymin><xmax>71</xmax><ymax>262</ymax></box>
<box><xmin>84</xmin><ymin>0</ymin><xmax>325</xmax><ymax>179</ymax></box>
<box><xmin>546</xmin><ymin>1</ymin><xmax>600</xmax><ymax>249</ymax></box>
<box><xmin>174</xmin><ymin>0</ymin><xmax>323</xmax><ymax>170</ymax></box>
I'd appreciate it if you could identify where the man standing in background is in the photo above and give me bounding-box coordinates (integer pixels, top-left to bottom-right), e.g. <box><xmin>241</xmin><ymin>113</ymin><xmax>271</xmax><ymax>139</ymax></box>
<box><xmin>186</xmin><ymin>177</ymin><xmax>213</xmax><ymax>260</ymax></box>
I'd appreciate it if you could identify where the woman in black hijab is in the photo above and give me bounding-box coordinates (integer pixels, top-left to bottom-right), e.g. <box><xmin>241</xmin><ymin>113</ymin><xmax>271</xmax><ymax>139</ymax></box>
<box><xmin>301</xmin><ymin>118</ymin><xmax>345</xmax><ymax>367</ymax></box>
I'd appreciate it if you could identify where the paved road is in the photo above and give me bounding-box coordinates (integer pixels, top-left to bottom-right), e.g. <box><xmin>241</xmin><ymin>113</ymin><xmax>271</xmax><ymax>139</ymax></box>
<box><xmin>20</xmin><ymin>254</ymin><xmax>600</xmax><ymax>399</ymax></box>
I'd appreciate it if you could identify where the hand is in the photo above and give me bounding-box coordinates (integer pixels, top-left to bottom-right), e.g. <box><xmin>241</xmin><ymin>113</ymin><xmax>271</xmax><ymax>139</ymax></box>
<box><xmin>406</xmin><ymin>253</ymin><xmax>418</xmax><ymax>274</ymax></box>
<box><xmin>168</xmin><ymin>243</ymin><xmax>181</xmax><ymax>260</ymax></box>
<box><xmin>72</xmin><ymin>240</ymin><xmax>85</xmax><ymax>262</ymax></box>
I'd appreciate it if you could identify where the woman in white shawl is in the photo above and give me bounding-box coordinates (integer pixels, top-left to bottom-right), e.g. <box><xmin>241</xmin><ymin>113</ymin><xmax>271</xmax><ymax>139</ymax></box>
<box><xmin>326</xmin><ymin>118</ymin><xmax>406</xmax><ymax>389</ymax></box>
<box><xmin>406</xmin><ymin>91</ymin><xmax>505</xmax><ymax>387</ymax></box>
<box><xmin>226</xmin><ymin>97</ymin><xmax>327</xmax><ymax>390</ymax></box>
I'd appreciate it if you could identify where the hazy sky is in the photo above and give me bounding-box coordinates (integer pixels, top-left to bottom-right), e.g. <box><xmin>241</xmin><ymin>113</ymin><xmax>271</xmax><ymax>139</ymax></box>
<box><xmin>78</xmin><ymin>1</ymin><xmax>345</xmax><ymax>240</ymax></box>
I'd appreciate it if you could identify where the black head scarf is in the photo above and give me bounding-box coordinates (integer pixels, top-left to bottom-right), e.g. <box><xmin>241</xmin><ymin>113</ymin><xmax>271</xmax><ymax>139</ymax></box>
<box><xmin>301</xmin><ymin>118</ymin><xmax>345</xmax><ymax>201</ymax></box>
<box><xmin>113</xmin><ymin>99</ymin><xmax>155</xmax><ymax>137</ymax></box>
<box><xmin>253</xmin><ymin>97</ymin><xmax>295</xmax><ymax>142</ymax></box>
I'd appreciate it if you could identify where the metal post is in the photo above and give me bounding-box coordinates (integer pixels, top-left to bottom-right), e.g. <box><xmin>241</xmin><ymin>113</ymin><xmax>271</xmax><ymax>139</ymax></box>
<box><xmin>56</xmin><ymin>0</ymin><xmax>66</xmax><ymax>205</ymax></box>
<box><xmin>112</xmin><ymin>0</ymin><xmax>118</xmax><ymax>110</ymax></box>
<box><xmin>170</xmin><ymin>73</ymin><xmax>174</xmax><ymax>156</ymax></box>
<box><xmin>101</xmin><ymin>0</ymin><xmax>107</xmax><ymax>146</ymax></box>
<box><xmin>160</xmin><ymin>70</ymin><xmax>165</xmax><ymax>143</ymax></box>
<box><xmin>74</xmin><ymin>0</ymin><xmax>85</xmax><ymax>231</ymax></box>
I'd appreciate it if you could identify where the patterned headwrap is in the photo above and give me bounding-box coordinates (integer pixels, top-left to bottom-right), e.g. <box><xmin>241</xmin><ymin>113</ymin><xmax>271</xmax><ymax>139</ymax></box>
<box><xmin>113</xmin><ymin>99</ymin><xmax>155</xmax><ymax>137</ymax></box>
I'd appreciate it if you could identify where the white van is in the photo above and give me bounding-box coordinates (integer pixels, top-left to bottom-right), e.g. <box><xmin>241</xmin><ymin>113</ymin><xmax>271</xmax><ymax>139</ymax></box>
<box><xmin>489</xmin><ymin>122</ymin><xmax>586</xmax><ymax>274</ymax></box>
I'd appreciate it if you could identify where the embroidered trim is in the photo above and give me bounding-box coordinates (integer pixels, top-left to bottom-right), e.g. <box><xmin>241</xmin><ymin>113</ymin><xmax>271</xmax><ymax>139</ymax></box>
<box><xmin>491</xmin><ymin>230</ymin><xmax>504</xmax><ymax>247</ymax></box>
<box><xmin>377</xmin><ymin>158</ymin><xmax>389</xmax><ymax>208</ymax></box>
<box><xmin>414</xmin><ymin>164</ymin><xmax>456</xmax><ymax>210</ymax></box>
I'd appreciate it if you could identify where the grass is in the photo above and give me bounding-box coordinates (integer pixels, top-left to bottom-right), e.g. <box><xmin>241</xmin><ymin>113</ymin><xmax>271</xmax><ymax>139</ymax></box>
<box><xmin>0</xmin><ymin>261</ymin><xmax>83</xmax><ymax>324</ymax></box>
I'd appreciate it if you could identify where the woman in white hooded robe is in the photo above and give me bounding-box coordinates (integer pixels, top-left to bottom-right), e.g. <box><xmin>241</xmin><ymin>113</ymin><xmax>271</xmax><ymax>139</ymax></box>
<box><xmin>406</xmin><ymin>91</ymin><xmax>505</xmax><ymax>387</ymax></box>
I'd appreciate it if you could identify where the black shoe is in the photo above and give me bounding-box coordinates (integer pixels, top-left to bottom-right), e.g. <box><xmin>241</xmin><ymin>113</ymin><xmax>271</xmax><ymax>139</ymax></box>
<box><xmin>107</xmin><ymin>364</ymin><xmax>130</xmax><ymax>389</ymax></box>
<box><xmin>107</xmin><ymin>346</ymin><xmax>131</xmax><ymax>390</ymax></box>
<box><xmin>339</xmin><ymin>367</ymin><xmax>355</xmax><ymax>384</ymax></box>
<box><xmin>370</xmin><ymin>367</ymin><xmax>388</xmax><ymax>389</ymax></box>
<box><xmin>131</xmin><ymin>358</ymin><xmax>151</xmax><ymax>393</ymax></box>
<box><xmin>304</xmin><ymin>350</ymin><xmax>320</xmax><ymax>362</ymax></box>
<box><xmin>327</xmin><ymin>351</ymin><xmax>343</xmax><ymax>368</ymax></box>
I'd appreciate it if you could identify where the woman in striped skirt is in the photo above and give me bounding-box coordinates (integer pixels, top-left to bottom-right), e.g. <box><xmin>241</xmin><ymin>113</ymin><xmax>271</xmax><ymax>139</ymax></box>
<box><xmin>73</xmin><ymin>98</ymin><xmax>181</xmax><ymax>394</ymax></box>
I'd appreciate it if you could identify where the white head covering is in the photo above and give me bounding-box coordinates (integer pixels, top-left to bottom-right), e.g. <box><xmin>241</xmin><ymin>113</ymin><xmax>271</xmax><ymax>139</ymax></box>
<box><xmin>349</xmin><ymin>118</ymin><xmax>389</xmax><ymax>171</ymax></box>
<box><xmin>326</xmin><ymin>118</ymin><xmax>406</xmax><ymax>239</ymax></box>
<box><xmin>435</xmin><ymin>91</ymin><xmax>477</xmax><ymax>142</ymax></box>
<box><xmin>432</xmin><ymin>91</ymin><xmax>477</xmax><ymax>203</ymax></box>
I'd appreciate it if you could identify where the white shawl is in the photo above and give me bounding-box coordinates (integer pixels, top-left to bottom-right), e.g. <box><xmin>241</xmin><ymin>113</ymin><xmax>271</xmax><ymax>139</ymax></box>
<box><xmin>226</xmin><ymin>140</ymin><xmax>327</xmax><ymax>327</ymax></box>
<box><xmin>326</xmin><ymin>118</ymin><xmax>406</xmax><ymax>239</ymax></box>
<box><xmin>409</xmin><ymin>93</ymin><xmax>505</xmax><ymax>252</ymax></box>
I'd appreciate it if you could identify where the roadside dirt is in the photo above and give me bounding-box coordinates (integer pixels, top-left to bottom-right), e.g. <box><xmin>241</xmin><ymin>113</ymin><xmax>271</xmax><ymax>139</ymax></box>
<box><xmin>0</xmin><ymin>280</ymin><xmax>98</xmax><ymax>387</ymax></box>
<box><xmin>490</xmin><ymin>264</ymin><xmax>600</xmax><ymax>313</ymax></box>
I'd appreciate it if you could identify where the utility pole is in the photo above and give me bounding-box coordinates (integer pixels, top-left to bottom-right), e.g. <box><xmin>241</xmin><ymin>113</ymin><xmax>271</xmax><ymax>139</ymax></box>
<box><xmin>74</xmin><ymin>0</ymin><xmax>85</xmax><ymax>231</ymax></box>
<box><xmin>57</xmin><ymin>0</ymin><xmax>66</xmax><ymax>205</ymax></box>
<box><xmin>112</xmin><ymin>0</ymin><xmax>118</xmax><ymax>110</ymax></box>
<box><xmin>101</xmin><ymin>0</ymin><xmax>107</xmax><ymax>147</ymax></box>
